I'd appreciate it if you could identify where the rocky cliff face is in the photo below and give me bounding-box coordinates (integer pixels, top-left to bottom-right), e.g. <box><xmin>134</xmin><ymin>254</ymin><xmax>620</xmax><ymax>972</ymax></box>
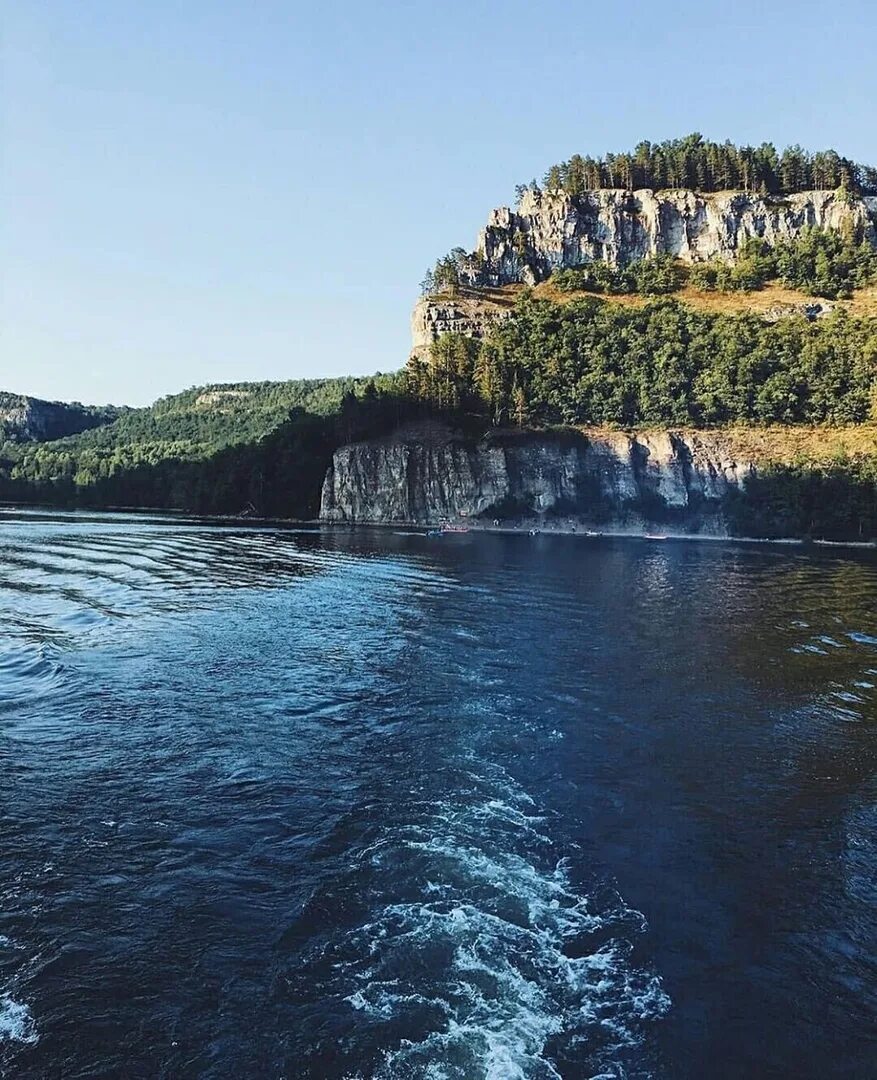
<box><xmin>0</xmin><ymin>393</ymin><xmax>122</xmax><ymax>443</ymax></box>
<box><xmin>410</xmin><ymin>293</ymin><xmax>514</xmax><ymax>360</ymax></box>
<box><xmin>459</xmin><ymin>188</ymin><xmax>877</xmax><ymax>286</ymax></box>
<box><xmin>320</xmin><ymin>424</ymin><xmax>754</xmax><ymax>535</ymax></box>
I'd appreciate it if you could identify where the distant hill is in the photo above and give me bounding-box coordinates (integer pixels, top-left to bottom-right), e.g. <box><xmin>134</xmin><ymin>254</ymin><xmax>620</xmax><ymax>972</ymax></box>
<box><xmin>0</xmin><ymin>392</ymin><xmax>126</xmax><ymax>443</ymax></box>
<box><xmin>42</xmin><ymin>377</ymin><xmax>374</xmax><ymax>458</ymax></box>
<box><xmin>0</xmin><ymin>374</ymin><xmax>403</xmax><ymax>517</ymax></box>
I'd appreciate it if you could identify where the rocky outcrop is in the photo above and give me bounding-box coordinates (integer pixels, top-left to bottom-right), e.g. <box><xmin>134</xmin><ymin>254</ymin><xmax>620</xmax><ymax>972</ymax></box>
<box><xmin>0</xmin><ymin>392</ymin><xmax>123</xmax><ymax>443</ymax></box>
<box><xmin>458</xmin><ymin>188</ymin><xmax>877</xmax><ymax>286</ymax></box>
<box><xmin>761</xmin><ymin>301</ymin><xmax>834</xmax><ymax>322</ymax></box>
<box><xmin>410</xmin><ymin>292</ymin><xmax>514</xmax><ymax>360</ymax></box>
<box><xmin>320</xmin><ymin>424</ymin><xmax>754</xmax><ymax>535</ymax></box>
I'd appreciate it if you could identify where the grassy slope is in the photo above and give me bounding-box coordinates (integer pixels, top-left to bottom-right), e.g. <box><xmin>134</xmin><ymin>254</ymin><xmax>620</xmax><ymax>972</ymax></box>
<box><xmin>531</xmin><ymin>281</ymin><xmax>877</xmax><ymax>318</ymax></box>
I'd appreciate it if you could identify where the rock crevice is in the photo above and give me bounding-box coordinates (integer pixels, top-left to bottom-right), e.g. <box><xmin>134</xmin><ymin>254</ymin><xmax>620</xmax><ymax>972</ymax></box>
<box><xmin>463</xmin><ymin>188</ymin><xmax>877</xmax><ymax>286</ymax></box>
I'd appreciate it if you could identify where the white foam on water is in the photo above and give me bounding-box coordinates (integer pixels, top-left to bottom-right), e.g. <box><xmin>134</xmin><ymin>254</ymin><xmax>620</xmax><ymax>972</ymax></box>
<box><xmin>797</xmin><ymin>643</ymin><xmax>828</xmax><ymax>655</ymax></box>
<box><xmin>334</xmin><ymin>762</ymin><xmax>669</xmax><ymax>1079</ymax></box>
<box><xmin>0</xmin><ymin>996</ymin><xmax>37</xmax><ymax>1045</ymax></box>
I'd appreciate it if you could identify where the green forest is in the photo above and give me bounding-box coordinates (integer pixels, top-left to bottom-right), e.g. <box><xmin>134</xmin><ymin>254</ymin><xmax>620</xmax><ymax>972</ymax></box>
<box><xmin>528</xmin><ymin>133</ymin><xmax>877</xmax><ymax>197</ymax></box>
<box><xmin>405</xmin><ymin>295</ymin><xmax>877</xmax><ymax>427</ymax></box>
<box><xmin>0</xmin><ymin>376</ymin><xmax>403</xmax><ymax>516</ymax></box>
<box><xmin>4</xmin><ymin>208</ymin><xmax>877</xmax><ymax>533</ymax></box>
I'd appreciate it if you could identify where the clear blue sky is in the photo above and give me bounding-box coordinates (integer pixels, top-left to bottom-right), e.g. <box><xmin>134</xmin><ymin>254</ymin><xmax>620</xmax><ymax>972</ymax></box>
<box><xmin>3</xmin><ymin>1</ymin><xmax>876</xmax><ymax>406</ymax></box>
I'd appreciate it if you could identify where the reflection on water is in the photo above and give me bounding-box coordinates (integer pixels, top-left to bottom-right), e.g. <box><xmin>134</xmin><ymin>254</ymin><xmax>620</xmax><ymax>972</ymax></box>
<box><xmin>0</xmin><ymin>509</ymin><xmax>875</xmax><ymax>1078</ymax></box>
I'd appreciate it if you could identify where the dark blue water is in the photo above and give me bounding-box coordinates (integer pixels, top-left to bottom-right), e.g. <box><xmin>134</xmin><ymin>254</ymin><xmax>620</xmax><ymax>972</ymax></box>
<box><xmin>0</xmin><ymin>511</ymin><xmax>875</xmax><ymax>1078</ymax></box>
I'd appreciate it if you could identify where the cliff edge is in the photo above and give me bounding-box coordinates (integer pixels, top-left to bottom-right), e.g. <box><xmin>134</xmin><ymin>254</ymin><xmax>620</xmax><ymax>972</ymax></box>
<box><xmin>461</xmin><ymin>188</ymin><xmax>877</xmax><ymax>286</ymax></box>
<box><xmin>320</xmin><ymin>424</ymin><xmax>753</xmax><ymax>535</ymax></box>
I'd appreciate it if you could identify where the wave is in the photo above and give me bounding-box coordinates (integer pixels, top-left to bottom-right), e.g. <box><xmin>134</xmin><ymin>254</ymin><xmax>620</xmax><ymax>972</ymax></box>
<box><xmin>298</xmin><ymin>762</ymin><xmax>669</xmax><ymax>1078</ymax></box>
<box><xmin>0</xmin><ymin>641</ymin><xmax>70</xmax><ymax>704</ymax></box>
<box><xmin>0</xmin><ymin>996</ymin><xmax>37</xmax><ymax>1046</ymax></box>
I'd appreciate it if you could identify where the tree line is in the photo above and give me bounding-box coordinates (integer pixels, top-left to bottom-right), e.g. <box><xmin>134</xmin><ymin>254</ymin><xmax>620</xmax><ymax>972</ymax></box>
<box><xmin>551</xmin><ymin>254</ymin><xmax>685</xmax><ymax>296</ymax></box>
<box><xmin>0</xmin><ymin>375</ymin><xmax>404</xmax><ymax>514</ymax></box>
<box><xmin>526</xmin><ymin>134</ymin><xmax>877</xmax><ymax>198</ymax></box>
<box><xmin>690</xmin><ymin>229</ymin><xmax>877</xmax><ymax>299</ymax></box>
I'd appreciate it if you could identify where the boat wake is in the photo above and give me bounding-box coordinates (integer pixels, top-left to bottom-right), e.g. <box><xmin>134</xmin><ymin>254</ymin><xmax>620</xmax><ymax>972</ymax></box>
<box><xmin>295</xmin><ymin>760</ymin><xmax>669</xmax><ymax>1079</ymax></box>
<box><xmin>0</xmin><ymin>995</ymin><xmax>38</xmax><ymax>1047</ymax></box>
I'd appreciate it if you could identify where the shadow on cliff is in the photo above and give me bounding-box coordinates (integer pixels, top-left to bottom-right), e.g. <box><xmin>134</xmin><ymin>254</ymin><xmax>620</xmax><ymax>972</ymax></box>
<box><xmin>3</xmin><ymin>392</ymin><xmax>876</xmax><ymax>541</ymax></box>
<box><xmin>0</xmin><ymin>392</ymin><xmax>488</xmax><ymax>519</ymax></box>
<box><xmin>725</xmin><ymin>463</ymin><xmax>877</xmax><ymax>542</ymax></box>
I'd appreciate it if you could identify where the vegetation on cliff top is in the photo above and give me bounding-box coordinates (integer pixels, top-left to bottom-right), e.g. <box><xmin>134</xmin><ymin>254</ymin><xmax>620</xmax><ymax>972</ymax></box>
<box><xmin>427</xmin><ymin>226</ymin><xmax>877</xmax><ymax>302</ymax></box>
<box><xmin>527</xmin><ymin>133</ymin><xmax>877</xmax><ymax>198</ymax></box>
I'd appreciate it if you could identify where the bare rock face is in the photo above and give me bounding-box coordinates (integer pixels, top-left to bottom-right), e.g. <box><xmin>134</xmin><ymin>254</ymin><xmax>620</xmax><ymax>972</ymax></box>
<box><xmin>320</xmin><ymin>425</ymin><xmax>754</xmax><ymax>535</ymax></box>
<box><xmin>459</xmin><ymin>188</ymin><xmax>877</xmax><ymax>286</ymax></box>
<box><xmin>761</xmin><ymin>301</ymin><xmax>834</xmax><ymax>322</ymax></box>
<box><xmin>0</xmin><ymin>392</ymin><xmax>122</xmax><ymax>443</ymax></box>
<box><xmin>410</xmin><ymin>293</ymin><xmax>513</xmax><ymax>360</ymax></box>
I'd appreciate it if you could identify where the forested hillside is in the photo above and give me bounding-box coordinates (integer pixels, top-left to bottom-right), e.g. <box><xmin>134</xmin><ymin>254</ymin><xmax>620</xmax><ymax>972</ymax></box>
<box><xmin>6</xmin><ymin>285</ymin><xmax>877</xmax><ymax>520</ymax></box>
<box><xmin>406</xmin><ymin>296</ymin><xmax>877</xmax><ymax>427</ymax></box>
<box><xmin>0</xmin><ymin>392</ymin><xmax>125</xmax><ymax>443</ymax></box>
<box><xmin>0</xmin><ymin>376</ymin><xmax>403</xmax><ymax>515</ymax></box>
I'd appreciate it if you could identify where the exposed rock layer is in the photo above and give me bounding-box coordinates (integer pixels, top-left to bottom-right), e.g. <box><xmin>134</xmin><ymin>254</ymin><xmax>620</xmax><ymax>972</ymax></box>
<box><xmin>463</xmin><ymin>188</ymin><xmax>877</xmax><ymax>286</ymax></box>
<box><xmin>410</xmin><ymin>293</ymin><xmax>513</xmax><ymax>360</ymax></box>
<box><xmin>320</xmin><ymin>425</ymin><xmax>754</xmax><ymax>535</ymax></box>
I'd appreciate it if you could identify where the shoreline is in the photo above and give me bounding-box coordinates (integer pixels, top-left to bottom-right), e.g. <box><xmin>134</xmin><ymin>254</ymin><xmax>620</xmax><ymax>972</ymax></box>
<box><xmin>316</xmin><ymin>517</ymin><xmax>877</xmax><ymax>551</ymax></box>
<box><xmin>3</xmin><ymin>502</ymin><xmax>876</xmax><ymax>551</ymax></box>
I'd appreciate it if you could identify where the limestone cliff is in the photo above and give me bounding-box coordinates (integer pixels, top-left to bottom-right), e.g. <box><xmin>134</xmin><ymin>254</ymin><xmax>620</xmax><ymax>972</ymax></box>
<box><xmin>460</xmin><ymin>188</ymin><xmax>877</xmax><ymax>286</ymax></box>
<box><xmin>410</xmin><ymin>292</ymin><xmax>514</xmax><ymax>360</ymax></box>
<box><xmin>320</xmin><ymin>424</ymin><xmax>754</xmax><ymax>535</ymax></box>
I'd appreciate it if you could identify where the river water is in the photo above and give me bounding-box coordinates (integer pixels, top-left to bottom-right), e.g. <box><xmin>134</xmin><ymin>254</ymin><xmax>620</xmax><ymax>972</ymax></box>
<box><xmin>0</xmin><ymin>510</ymin><xmax>874</xmax><ymax>1078</ymax></box>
